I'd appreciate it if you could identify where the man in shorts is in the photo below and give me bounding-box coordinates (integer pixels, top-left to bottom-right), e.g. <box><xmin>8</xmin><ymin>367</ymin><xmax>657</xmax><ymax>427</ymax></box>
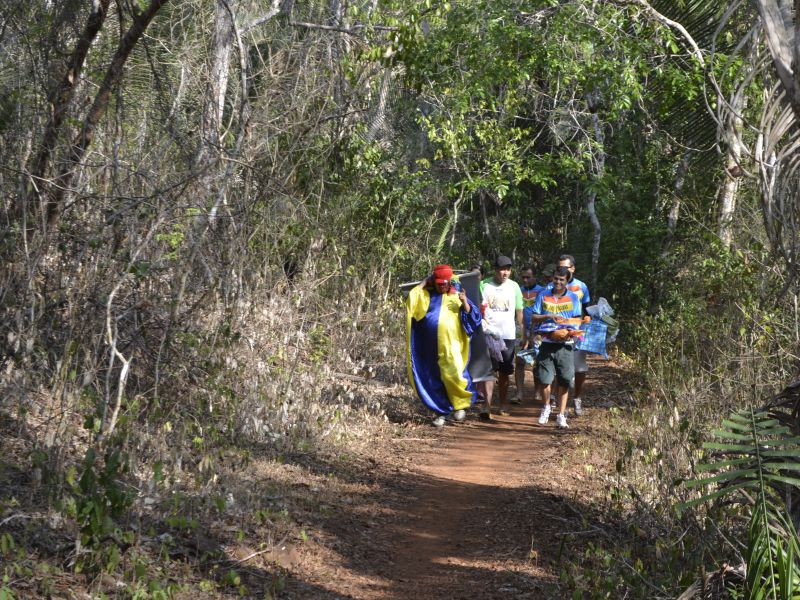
<box><xmin>479</xmin><ymin>255</ymin><xmax>524</xmax><ymax>420</ymax></box>
<box><xmin>513</xmin><ymin>266</ymin><xmax>546</xmax><ymax>404</ymax></box>
<box><xmin>531</xmin><ymin>266</ymin><xmax>582</xmax><ymax>429</ymax></box>
<box><xmin>557</xmin><ymin>254</ymin><xmax>591</xmax><ymax>416</ymax></box>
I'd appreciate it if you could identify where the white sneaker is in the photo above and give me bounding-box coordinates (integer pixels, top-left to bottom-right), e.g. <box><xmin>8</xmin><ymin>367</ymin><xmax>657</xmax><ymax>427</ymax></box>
<box><xmin>433</xmin><ymin>415</ymin><xmax>446</xmax><ymax>427</ymax></box>
<box><xmin>538</xmin><ymin>403</ymin><xmax>552</xmax><ymax>425</ymax></box>
<box><xmin>574</xmin><ymin>397</ymin><xmax>583</xmax><ymax>416</ymax></box>
<box><xmin>556</xmin><ymin>413</ymin><xmax>569</xmax><ymax>429</ymax></box>
<box><xmin>452</xmin><ymin>409</ymin><xmax>466</xmax><ymax>422</ymax></box>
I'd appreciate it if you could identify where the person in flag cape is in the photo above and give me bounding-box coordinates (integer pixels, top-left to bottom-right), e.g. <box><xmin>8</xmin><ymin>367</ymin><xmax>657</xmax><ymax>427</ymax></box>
<box><xmin>406</xmin><ymin>264</ymin><xmax>482</xmax><ymax>427</ymax></box>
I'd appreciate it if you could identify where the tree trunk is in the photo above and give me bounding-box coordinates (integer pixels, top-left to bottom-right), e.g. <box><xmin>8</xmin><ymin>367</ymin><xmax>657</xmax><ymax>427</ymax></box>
<box><xmin>662</xmin><ymin>150</ymin><xmax>691</xmax><ymax>257</ymax></box>
<box><xmin>193</xmin><ymin>0</ymin><xmax>235</xmax><ymax>212</ymax></box>
<box><xmin>27</xmin><ymin>0</ymin><xmax>111</xmax><ymax>222</ymax></box>
<box><xmin>718</xmin><ymin>91</ymin><xmax>746</xmax><ymax>249</ymax></box>
<box><xmin>479</xmin><ymin>190</ymin><xmax>493</xmax><ymax>243</ymax></box>
<box><xmin>587</xmin><ymin>110</ymin><xmax>604</xmax><ymax>293</ymax></box>
<box><xmin>753</xmin><ymin>0</ymin><xmax>800</xmax><ymax>121</ymax></box>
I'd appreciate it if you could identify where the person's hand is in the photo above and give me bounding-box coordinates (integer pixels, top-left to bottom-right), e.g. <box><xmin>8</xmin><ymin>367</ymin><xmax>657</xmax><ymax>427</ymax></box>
<box><xmin>458</xmin><ymin>289</ymin><xmax>469</xmax><ymax>306</ymax></box>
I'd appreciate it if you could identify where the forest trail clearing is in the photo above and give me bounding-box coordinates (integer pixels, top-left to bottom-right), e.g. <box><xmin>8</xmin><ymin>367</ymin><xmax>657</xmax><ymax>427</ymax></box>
<box><xmin>286</xmin><ymin>357</ymin><xmax>627</xmax><ymax>599</ymax></box>
<box><xmin>0</xmin><ymin>359</ymin><xmax>629</xmax><ymax>599</ymax></box>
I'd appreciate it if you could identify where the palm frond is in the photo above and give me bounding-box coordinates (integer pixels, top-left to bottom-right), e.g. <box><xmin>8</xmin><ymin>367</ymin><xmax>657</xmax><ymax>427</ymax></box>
<box><xmin>746</xmin><ymin>493</ymin><xmax>800</xmax><ymax>599</ymax></box>
<box><xmin>681</xmin><ymin>405</ymin><xmax>800</xmax><ymax>598</ymax></box>
<box><xmin>684</xmin><ymin>409</ymin><xmax>800</xmax><ymax>506</ymax></box>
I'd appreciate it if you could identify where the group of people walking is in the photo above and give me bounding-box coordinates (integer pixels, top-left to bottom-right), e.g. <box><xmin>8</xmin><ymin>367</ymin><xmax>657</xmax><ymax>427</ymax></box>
<box><xmin>405</xmin><ymin>254</ymin><xmax>591</xmax><ymax>430</ymax></box>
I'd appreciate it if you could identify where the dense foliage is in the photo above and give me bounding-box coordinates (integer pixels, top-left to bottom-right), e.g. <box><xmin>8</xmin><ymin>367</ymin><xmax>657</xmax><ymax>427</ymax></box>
<box><xmin>3</xmin><ymin>0</ymin><xmax>800</xmax><ymax>597</ymax></box>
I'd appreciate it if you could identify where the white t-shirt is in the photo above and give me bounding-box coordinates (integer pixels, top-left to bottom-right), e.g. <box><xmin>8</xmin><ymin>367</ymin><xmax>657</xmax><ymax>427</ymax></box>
<box><xmin>479</xmin><ymin>278</ymin><xmax>523</xmax><ymax>340</ymax></box>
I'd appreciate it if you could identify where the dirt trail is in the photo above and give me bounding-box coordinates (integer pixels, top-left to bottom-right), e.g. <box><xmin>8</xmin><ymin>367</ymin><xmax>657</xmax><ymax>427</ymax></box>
<box><xmin>287</xmin><ymin>357</ymin><xmax>622</xmax><ymax>599</ymax></box>
<box><xmin>386</xmin><ymin>406</ymin><xmax>560</xmax><ymax>598</ymax></box>
<box><xmin>0</xmin><ymin>358</ymin><xmax>625</xmax><ymax>599</ymax></box>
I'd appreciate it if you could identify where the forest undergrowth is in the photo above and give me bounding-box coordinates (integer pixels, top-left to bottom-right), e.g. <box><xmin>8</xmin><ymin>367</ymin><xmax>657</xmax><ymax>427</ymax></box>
<box><xmin>0</xmin><ymin>264</ymin><xmax>424</xmax><ymax>598</ymax></box>
<box><xmin>2</xmin><ymin>248</ymin><xmax>796</xmax><ymax>599</ymax></box>
<box><xmin>4</xmin><ymin>0</ymin><xmax>800</xmax><ymax>597</ymax></box>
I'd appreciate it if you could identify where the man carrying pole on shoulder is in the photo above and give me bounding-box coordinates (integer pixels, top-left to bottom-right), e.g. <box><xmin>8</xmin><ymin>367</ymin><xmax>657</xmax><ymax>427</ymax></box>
<box><xmin>406</xmin><ymin>264</ymin><xmax>482</xmax><ymax>427</ymax></box>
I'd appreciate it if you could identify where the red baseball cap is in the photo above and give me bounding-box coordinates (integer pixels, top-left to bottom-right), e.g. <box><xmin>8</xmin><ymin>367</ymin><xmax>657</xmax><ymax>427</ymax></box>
<box><xmin>432</xmin><ymin>264</ymin><xmax>454</xmax><ymax>284</ymax></box>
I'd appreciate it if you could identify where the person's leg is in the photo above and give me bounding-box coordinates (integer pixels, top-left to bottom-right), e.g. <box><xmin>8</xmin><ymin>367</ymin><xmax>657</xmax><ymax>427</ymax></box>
<box><xmin>541</xmin><ymin>383</ymin><xmax>552</xmax><ymax>410</ymax></box>
<box><xmin>535</xmin><ymin>344</ymin><xmax>556</xmax><ymax>424</ymax></box>
<box><xmin>554</xmin><ymin>346</ymin><xmax>575</xmax><ymax>428</ymax></box>
<box><xmin>555</xmin><ymin>377</ymin><xmax>570</xmax><ymax>428</ymax></box>
<box><xmin>537</xmin><ymin>381</ymin><xmax>553</xmax><ymax>424</ymax></box>
<box><xmin>481</xmin><ymin>378</ymin><xmax>495</xmax><ymax>419</ymax></box>
<box><xmin>556</xmin><ymin>380</ymin><xmax>569</xmax><ymax>415</ymax></box>
<box><xmin>475</xmin><ymin>381</ymin><xmax>487</xmax><ymax>402</ymax></box>
<box><xmin>537</xmin><ymin>382</ymin><xmax>549</xmax><ymax>410</ymax></box>
<box><xmin>482</xmin><ymin>349</ymin><xmax>502</xmax><ymax>420</ymax></box>
<box><xmin>496</xmin><ymin>340</ymin><xmax>515</xmax><ymax>414</ymax></box>
<box><xmin>574</xmin><ymin>372</ymin><xmax>586</xmax><ymax>397</ymax></box>
<box><xmin>498</xmin><ymin>372</ymin><xmax>509</xmax><ymax>413</ymax></box>
<box><xmin>513</xmin><ymin>355</ymin><xmax>525</xmax><ymax>404</ymax></box>
<box><xmin>573</xmin><ymin>350</ymin><xmax>588</xmax><ymax>415</ymax></box>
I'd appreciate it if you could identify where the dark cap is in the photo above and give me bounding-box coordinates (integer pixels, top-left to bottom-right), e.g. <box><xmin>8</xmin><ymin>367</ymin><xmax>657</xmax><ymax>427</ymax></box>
<box><xmin>494</xmin><ymin>255</ymin><xmax>513</xmax><ymax>268</ymax></box>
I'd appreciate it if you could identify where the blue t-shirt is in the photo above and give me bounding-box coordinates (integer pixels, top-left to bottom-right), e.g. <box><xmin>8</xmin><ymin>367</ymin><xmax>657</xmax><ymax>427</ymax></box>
<box><xmin>521</xmin><ymin>283</ymin><xmax>546</xmax><ymax>331</ymax></box>
<box><xmin>531</xmin><ymin>289</ymin><xmax>583</xmax><ymax>339</ymax></box>
<box><xmin>566</xmin><ymin>276</ymin><xmax>590</xmax><ymax>308</ymax></box>
<box><xmin>542</xmin><ymin>277</ymin><xmax>591</xmax><ymax>311</ymax></box>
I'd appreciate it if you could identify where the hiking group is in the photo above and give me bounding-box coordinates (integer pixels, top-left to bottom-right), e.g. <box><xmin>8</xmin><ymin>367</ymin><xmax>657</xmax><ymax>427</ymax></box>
<box><xmin>405</xmin><ymin>254</ymin><xmax>591</xmax><ymax>430</ymax></box>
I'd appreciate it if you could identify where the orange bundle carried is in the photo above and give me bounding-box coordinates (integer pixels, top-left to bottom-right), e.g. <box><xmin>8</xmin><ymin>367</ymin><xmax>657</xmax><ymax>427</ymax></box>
<box><xmin>560</xmin><ymin>316</ymin><xmax>591</xmax><ymax>327</ymax></box>
<box><xmin>546</xmin><ymin>326</ymin><xmax>586</xmax><ymax>341</ymax></box>
<box><xmin>548</xmin><ymin>328</ymin><xmax>572</xmax><ymax>341</ymax></box>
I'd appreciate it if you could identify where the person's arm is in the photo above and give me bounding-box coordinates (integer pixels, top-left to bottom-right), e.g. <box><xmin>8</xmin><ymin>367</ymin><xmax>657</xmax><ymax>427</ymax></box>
<box><xmin>458</xmin><ymin>289</ymin><xmax>471</xmax><ymax>313</ymax></box>
<box><xmin>514</xmin><ymin>283</ymin><xmax>526</xmax><ymax>345</ymax></box>
<box><xmin>458</xmin><ymin>291</ymin><xmax>482</xmax><ymax>335</ymax></box>
<box><xmin>407</xmin><ymin>277</ymin><xmax>432</xmax><ymax>321</ymax></box>
<box><xmin>531</xmin><ymin>313</ymin><xmax>567</xmax><ymax>324</ymax></box>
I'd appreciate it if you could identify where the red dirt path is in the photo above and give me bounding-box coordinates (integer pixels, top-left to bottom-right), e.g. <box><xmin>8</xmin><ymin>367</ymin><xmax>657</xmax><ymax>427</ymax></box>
<box><xmin>290</xmin><ymin>357</ymin><xmax>622</xmax><ymax>599</ymax></box>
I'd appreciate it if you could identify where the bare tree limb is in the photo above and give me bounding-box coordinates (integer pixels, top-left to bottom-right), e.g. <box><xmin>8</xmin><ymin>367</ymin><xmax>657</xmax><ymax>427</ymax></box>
<box><xmin>29</xmin><ymin>0</ymin><xmax>112</xmax><ymax>193</ymax></box>
<box><xmin>290</xmin><ymin>20</ymin><xmax>398</xmax><ymax>34</ymax></box>
<box><xmin>49</xmin><ymin>0</ymin><xmax>170</xmax><ymax>226</ymax></box>
<box><xmin>241</xmin><ymin>0</ymin><xmax>282</xmax><ymax>34</ymax></box>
